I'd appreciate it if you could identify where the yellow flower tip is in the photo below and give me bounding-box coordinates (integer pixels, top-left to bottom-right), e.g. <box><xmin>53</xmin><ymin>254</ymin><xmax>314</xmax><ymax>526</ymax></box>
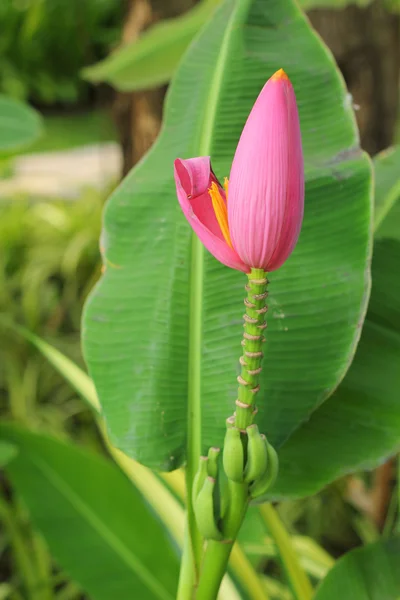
<box><xmin>271</xmin><ymin>68</ymin><xmax>289</xmax><ymax>81</ymax></box>
<box><xmin>208</xmin><ymin>181</ymin><xmax>233</xmax><ymax>248</ymax></box>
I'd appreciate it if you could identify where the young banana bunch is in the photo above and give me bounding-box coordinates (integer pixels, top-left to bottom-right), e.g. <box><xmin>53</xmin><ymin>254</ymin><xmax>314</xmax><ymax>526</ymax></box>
<box><xmin>193</xmin><ymin>421</ymin><xmax>278</xmax><ymax>541</ymax></box>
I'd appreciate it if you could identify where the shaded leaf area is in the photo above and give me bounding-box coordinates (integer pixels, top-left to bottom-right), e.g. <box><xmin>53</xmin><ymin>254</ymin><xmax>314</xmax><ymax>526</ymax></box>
<box><xmin>272</xmin><ymin>149</ymin><xmax>400</xmax><ymax>499</ymax></box>
<box><xmin>83</xmin><ymin>0</ymin><xmax>371</xmax><ymax>475</ymax></box>
<box><xmin>0</xmin><ymin>440</ymin><xmax>17</xmax><ymax>467</ymax></box>
<box><xmin>1</xmin><ymin>424</ymin><xmax>179</xmax><ymax>600</ymax></box>
<box><xmin>0</xmin><ymin>95</ymin><xmax>43</xmax><ymax>154</ymax></box>
<box><xmin>374</xmin><ymin>145</ymin><xmax>400</xmax><ymax>238</ymax></box>
<box><xmin>313</xmin><ymin>537</ymin><xmax>400</xmax><ymax>600</ymax></box>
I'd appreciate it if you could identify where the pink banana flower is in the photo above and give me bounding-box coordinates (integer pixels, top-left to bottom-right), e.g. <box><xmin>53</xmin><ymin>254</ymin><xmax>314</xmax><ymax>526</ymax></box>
<box><xmin>174</xmin><ymin>69</ymin><xmax>304</xmax><ymax>273</ymax></box>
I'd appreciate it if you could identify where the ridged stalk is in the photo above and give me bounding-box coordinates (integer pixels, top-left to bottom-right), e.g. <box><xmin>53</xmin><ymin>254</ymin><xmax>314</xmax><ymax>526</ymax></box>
<box><xmin>235</xmin><ymin>268</ymin><xmax>268</xmax><ymax>430</ymax></box>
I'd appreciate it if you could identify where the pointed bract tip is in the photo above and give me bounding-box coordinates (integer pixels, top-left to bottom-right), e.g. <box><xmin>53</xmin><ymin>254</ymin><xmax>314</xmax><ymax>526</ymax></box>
<box><xmin>270</xmin><ymin>68</ymin><xmax>289</xmax><ymax>81</ymax></box>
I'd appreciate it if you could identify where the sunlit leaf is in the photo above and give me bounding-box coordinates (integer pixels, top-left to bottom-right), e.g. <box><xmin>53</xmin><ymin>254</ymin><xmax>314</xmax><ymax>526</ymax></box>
<box><xmin>314</xmin><ymin>538</ymin><xmax>400</xmax><ymax>600</ymax></box>
<box><xmin>83</xmin><ymin>0</ymin><xmax>372</xmax><ymax>494</ymax></box>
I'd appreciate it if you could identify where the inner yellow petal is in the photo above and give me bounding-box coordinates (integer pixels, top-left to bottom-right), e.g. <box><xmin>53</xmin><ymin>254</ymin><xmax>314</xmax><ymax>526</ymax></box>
<box><xmin>224</xmin><ymin>177</ymin><xmax>229</xmax><ymax>197</ymax></box>
<box><xmin>209</xmin><ymin>181</ymin><xmax>232</xmax><ymax>248</ymax></box>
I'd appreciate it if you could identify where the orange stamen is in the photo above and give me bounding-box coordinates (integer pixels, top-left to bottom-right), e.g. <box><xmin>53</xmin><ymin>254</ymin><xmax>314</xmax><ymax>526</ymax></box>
<box><xmin>223</xmin><ymin>177</ymin><xmax>229</xmax><ymax>197</ymax></box>
<box><xmin>209</xmin><ymin>181</ymin><xmax>232</xmax><ymax>248</ymax></box>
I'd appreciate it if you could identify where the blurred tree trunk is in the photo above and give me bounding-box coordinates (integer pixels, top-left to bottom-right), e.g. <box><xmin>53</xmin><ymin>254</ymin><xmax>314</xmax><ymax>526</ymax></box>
<box><xmin>114</xmin><ymin>0</ymin><xmax>197</xmax><ymax>175</ymax></box>
<box><xmin>308</xmin><ymin>0</ymin><xmax>400</xmax><ymax>155</ymax></box>
<box><xmin>116</xmin><ymin>0</ymin><xmax>400</xmax><ymax>174</ymax></box>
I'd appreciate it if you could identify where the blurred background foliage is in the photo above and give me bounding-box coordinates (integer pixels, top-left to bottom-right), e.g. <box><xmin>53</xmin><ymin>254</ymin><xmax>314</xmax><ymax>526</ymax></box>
<box><xmin>0</xmin><ymin>0</ymin><xmax>123</xmax><ymax>105</ymax></box>
<box><xmin>0</xmin><ymin>0</ymin><xmax>399</xmax><ymax>598</ymax></box>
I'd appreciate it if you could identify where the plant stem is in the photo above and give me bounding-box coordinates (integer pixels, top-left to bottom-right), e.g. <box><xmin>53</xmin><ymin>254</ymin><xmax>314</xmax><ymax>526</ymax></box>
<box><xmin>230</xmin><ymin>542</ymin><xmax>271</xmax><ymax>600</ymax></box>
<box><xmin>184</xmin><ymin>234</ymin><xmax>205</xmax><ymax>580</ymax></box>
<box><xmin>177</xmin><ymin>527</ymin><xmax>196</xmax><ymax>600</ymax></box>
<box><xmin>31</xmin><ymin>531</ymin><xmax>53</xmax><ymax>600</ymax></box>
<box><xmin>259</xmin><ymin>504</ymin><xmax>313</xmax><ymax>600</ymax></box>
<box><xmin>195</xmin><ymin>482</ymin><xmax>248</xmax><ymax>600</ymax></box>
<box><xmin>0</xmin><ymin>495</ymin><xmax>41</xmax><ymax>600</ymax></box>
<box><xmin>235</xmin><ymin>269</ymin><xmax>268</xmax><ymax>431</ymax></box>
<box><xmin>196</xmin><ymin>540</ymin><xmax>233</xmax><ymax>600</ymax></box>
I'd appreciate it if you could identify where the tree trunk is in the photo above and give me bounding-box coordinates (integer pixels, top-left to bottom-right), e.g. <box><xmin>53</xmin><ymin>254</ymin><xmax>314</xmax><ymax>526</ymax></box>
<box><xmin>114</xmin><ymin>0</ymin><xmax>197</xmax><ymax>174</ymax></box>
<box><xmin>308</xmin><ymin>0</ymin><xmax>400</xmax><ymax>155</ymax></box>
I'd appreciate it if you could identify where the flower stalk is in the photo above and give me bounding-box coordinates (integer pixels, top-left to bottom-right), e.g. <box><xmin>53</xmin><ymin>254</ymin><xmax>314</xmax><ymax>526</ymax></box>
<box><xmin>236</xmin><ymin>268</ymin><xmax>268</xmax><ymax>430</ymax></box>
<box><xmin>174</xmin><ymin>67</ymin><xmax>305</xmax><ymax>599</ymax></box>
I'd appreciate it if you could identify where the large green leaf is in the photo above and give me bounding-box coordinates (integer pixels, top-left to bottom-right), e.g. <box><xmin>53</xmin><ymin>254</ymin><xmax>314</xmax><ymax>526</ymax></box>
<box><xmin>1</xmin><ymin>424</ymin><xmax>179</xmax><ymax>600</ymax></box>
<box><xmin>83</xmin><ymin>0</ymin><xmax>372</xmax><ymax>476</ymax></box>
<box><xmin>272</xmin><ymin>148</ymin><xmax>400</xmax><ymax>498</ymax></box>
<box><xmin>0</xmin><ymin>95</ymin><xmax>43</xmax><ymax>154</ymax></box>
<box><xmin>313</xmin><ymin>538</ymin><xmax>400</xmax><ymax>600</ymax></box>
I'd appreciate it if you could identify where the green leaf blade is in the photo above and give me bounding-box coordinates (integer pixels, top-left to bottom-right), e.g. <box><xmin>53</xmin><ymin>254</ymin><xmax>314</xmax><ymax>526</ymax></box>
<box><xmin>83</xmin><ymin>0</ymin><xmax>372</xmax><ymax>484</ymax></box>
<box><xmin>314</xmin><ymin>538</ymin><xmax>400</xmax><ymax>600</ymax></box>
<box><xmin>0</xmin><ymin>95</ymin><xmax>43</xmax><ymax>154</ymax></box>
<box><xmin>270</xmin><ymin>147</ymin><xmax>400</xmax><ymax>499</ymax></box>
<box><xmin>1</xmin><ymin>425</ymin><xmax>179</xmax><ymax>600</ymax></box>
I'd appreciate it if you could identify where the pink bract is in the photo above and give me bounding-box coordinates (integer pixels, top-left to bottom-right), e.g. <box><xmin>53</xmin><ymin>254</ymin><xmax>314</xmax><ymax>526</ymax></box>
<box><xmin>174</xmin><ymin>69</ymin><xmax>304</xmax><ymax>273</ymax></box>
<box><xmin>174</xmin><ymin>157</ymin><xmax>249</xmax><ymax>272</ymax></box>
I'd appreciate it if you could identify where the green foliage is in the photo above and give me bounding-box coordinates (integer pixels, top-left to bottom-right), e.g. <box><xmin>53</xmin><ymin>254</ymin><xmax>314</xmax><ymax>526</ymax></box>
<box><xmin>0</xmin><ymin>191</ymin><xmax>103</xmax><ymax>429</ymax></box>
<box><xmin>274</xmin><ymin>146</ymin><xmax>400</xmax><ymax>498</ymax></box>
<box><xmin>0</xmin><ymin>440</ymin><xmax>17</xmax><ymax>466</ymax></box>
<box><xmin>0</xmin><ymin>95</ymin><xmax>43</xmax><ymax>155</ymax></box>
<box><xmin>1</xmin><ymin>424</ymin><xmax>180</xmax><ymax>600</ymax></box>
<box><xmin>0</xmin><ymin>0</ymin><xmax>122</xmax><ymax>104</ymax></box>
<box><xmin>83</xmin><ymin>0</ymin><xmax>372</xmax><ymax>499</ymax></box>
<box><xmin>313</xmin><ymin>538</ymin><xmax>400</xmax><ymax>599</ymax></box>
<box><xmin>374</xmin><ymin>146</ymin><xmax>400</xmax><ymax>238</ymax></box>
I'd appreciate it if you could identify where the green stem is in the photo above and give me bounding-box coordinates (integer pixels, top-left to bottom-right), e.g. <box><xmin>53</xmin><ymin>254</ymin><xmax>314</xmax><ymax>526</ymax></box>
<box><xmin>235</xmin><ymin>269</ymin><xmax>268</xmax><ymax>431</ymax></box>
<box><xmin>177</xmin><ymin>526</ymin><xmax>196</xmax><ymax>600</ymax></box>
<box><xmin>259</xmin><ymin>504</ymin><xmax>313</xmax><ymax>600</ymax></box>
<box><xmin>196</xmin><ymin>482</ymin><xmax>248</xmax><ymax>600</ymax></box>
<box><xmin>196</xmin><ymin>541</ymin><xmax>233</xmax><ymax>600</ymax></box>
<box><xmin>0</xmin><ymin>495</ymin><xmax>41</xmax><ymax>600</ymax></box>
<box><xmin>185</xmin><ymin>234</ymin><xmax>204</xmax><ymax>577</ymax></box>
<box><xmin>32</xmin><ymin>532</ymin><xmax>53</xmax><ymax>600</ymax></box>
<box><xmin>230</xmin><ymin>542</ymin><xmax>271</xmax><ymax>600</ymax></box>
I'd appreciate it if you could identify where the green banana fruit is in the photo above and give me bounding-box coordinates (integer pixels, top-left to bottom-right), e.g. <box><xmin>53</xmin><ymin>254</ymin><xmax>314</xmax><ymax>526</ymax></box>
<box><xmin>192</xmin><ymin>455</ymin><xmax>208</xmax><ymax>506</ymax></box>
<box><xmin>194</xmin><ymin>476</ymin><xmax>223</xmax><ymax>541</ymax></box>
<box><xmin>223</xmin><ymin>426</ymin><xmax>245</xmax><ymax>482</ymax></box>
<box><xmin>244</xmin><ymin>424</ymin><xmax>268</xmax><ymax>483</ymax></box>
<box><xmin>207</xmin><ymin>446</ymin><xmax>220</xmax><ymax>479</ymax></box>
<box><xmin>250</xmin><ymin>440</ymin><xmax>279</xmax><ymax>499</ymax></box>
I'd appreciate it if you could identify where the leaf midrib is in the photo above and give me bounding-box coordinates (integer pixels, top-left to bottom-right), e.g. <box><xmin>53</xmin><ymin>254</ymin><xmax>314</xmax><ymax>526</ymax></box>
<box><xmin>186</xmin><ymin>0</ymin><xmax>251</xmax><ymax>468</ymax></box>
<box><xmin>31</xmin><ymin>454</ymin><xmax>174</xmax><ymax>600</ymax></box>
